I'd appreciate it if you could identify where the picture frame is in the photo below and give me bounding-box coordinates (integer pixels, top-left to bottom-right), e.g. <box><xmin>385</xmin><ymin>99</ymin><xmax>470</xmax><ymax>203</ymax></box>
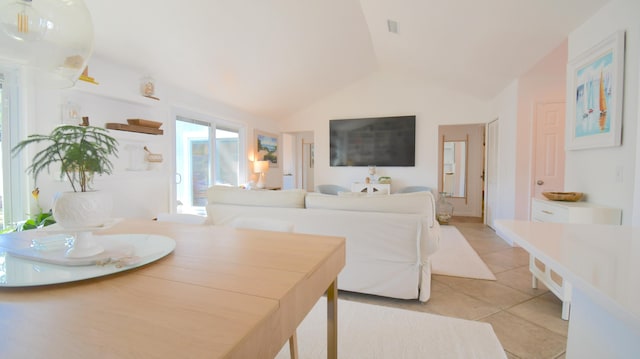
<box><xmin>566</xmin><ymin>30</ymin><xmax>625</xmax><ymax>150</ymax></box>
<box><xmin>255</xmin><ymin>130</ymin><xmax>279</xmax><ymax>168</ymax></box>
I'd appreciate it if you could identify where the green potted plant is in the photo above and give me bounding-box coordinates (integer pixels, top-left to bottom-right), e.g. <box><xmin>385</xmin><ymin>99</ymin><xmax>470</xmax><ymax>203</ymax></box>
<box><xmin>12</xmin><ymin>125</ymin><xmax>119</xmax><ymax>230</ymax></box>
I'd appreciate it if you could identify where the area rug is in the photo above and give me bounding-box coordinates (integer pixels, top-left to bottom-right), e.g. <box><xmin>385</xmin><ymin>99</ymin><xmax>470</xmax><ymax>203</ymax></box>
<box><xmin>431</xmin><ymin>226</ymin><xmax>496</xmax><ymax>280</ymax></box>
<box><xmin>275</xmin><ymin>297</ymin><xmax>507</xmax><ymax>359</ymax></box>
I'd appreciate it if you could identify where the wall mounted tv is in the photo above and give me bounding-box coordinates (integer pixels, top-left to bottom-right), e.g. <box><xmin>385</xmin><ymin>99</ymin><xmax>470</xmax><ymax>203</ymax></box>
<box><xmin>330</xmin><ymin>115</ymin><xmax>416</xmax><ymax>167</ymax></box>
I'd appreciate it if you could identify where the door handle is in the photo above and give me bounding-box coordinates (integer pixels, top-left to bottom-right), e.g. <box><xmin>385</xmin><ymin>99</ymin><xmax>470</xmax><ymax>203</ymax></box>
<box><xmin>536</xmin><ymin>180</ymin><xmax>544</xmax><ymax>185</ymax></box>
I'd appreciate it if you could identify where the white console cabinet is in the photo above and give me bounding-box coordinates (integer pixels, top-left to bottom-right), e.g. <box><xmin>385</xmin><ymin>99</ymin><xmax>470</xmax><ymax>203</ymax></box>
<box><xmin>351</xmin><ymin>183</ymin><xmax>390</xmax><ymax>194</ymax></box>
<box><xmin>531</xmin><ymin>198</ymin><xmax>622</xmax><ymax>224</ymax></box>
<box><xmin>529</xmin><ymin>198</ymin><xmax>621</xmax><ymax>320</ymax></box>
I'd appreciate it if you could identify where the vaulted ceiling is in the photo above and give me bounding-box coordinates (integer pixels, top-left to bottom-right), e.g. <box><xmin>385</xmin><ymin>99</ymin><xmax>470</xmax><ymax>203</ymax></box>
<box><xmin>84</xmin><ymin>0</ymin><xmax>610</xmax><ymax>121</ymax></box>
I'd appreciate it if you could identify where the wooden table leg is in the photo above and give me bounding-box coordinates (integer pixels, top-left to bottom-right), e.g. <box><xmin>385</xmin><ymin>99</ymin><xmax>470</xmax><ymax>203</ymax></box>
<box><xmin>327</xmin><ymin>279</ymin><xmax>338</xmax><ymax>359</ymax></box>
<box><xmin>289</xmin><ymin>331</ymin><xmax>299</xmax><ymax>359</ymax></box>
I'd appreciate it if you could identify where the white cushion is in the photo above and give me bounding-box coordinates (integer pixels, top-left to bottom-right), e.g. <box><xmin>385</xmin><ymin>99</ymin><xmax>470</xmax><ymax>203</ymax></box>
<box><xmin>337</xmin><ymin>191</ymin><xmax>388</xmax><ymax>197</ymax></box>
<box><xmin>230</xmin><ymin>217</ymin><xmax>294</xmax><ymax>232</ymax></box>
<box><xmin>305</xmin><ymin>191</ymin><xmax>434</xmax><ymax>215</ymax></box>
<box><xmin>336</xmin><ymin>191</ymin><xmax>366</xmax><ymax>197</ymax></box>
<box><xmin>207</xmin><ymin>185</ymin><xmax>306</xmax><ymax>208</ymax></box>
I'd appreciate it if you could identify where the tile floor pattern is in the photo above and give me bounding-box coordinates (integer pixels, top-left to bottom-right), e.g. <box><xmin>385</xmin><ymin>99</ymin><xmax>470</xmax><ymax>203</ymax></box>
<box><xmin>339</xmin><ymin>220</ymin><xmax>569</xmax><ymax>359</ymax></box>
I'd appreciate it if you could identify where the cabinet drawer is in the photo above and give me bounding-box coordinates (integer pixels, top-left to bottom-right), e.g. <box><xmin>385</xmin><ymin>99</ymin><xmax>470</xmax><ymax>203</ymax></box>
<box><xmin>531</xmin><ymin>201</ymin><xmax>568</xmax><ymax>222</ymax></box>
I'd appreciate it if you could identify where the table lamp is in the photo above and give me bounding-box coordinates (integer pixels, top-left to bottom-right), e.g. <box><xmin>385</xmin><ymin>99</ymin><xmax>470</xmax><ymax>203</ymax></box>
<box><xmin>254</xmin><ymin>160</ymin><xmax>269</xmax><ymax>188</ymax></box>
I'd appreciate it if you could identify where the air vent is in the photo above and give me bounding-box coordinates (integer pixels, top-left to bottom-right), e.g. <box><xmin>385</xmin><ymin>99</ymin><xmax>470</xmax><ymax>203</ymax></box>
<box><xmin>387</xmin><ymin>19</ymin><xmax>398</xmax><ymax>34</ymax></box>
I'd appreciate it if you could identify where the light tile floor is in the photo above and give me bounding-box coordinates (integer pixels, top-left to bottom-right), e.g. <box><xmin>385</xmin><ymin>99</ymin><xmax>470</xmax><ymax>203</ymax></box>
<box><xmin>339</xmin><ymin>220</ymin><xmax>568</xmax><ymax>359</ymax></box>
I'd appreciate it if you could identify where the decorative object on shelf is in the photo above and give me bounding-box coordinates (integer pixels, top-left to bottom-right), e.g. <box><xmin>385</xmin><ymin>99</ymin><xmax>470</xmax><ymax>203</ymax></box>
<box><xmin>143</xmin><ymin>146</ymin><xmax>163</xmax><ymax>170</ymax></box>
<box><xmin>378</xmin><ymin>176</ymin><xmax>391</xmax><ymax>184</ymax></box>
<box><xmin>566</xmin><ymin>30</ymin><xmax>625</xmax><ymax>150</ymax></box>
<box><xmin>0</xmin><ymin>0</ymin><xmax>94</xmax><ymax>88</ymax></box>
<box><xmin>436</xmin><ymin>192</ymin><xmax>454</xmax><ymax>225</ymax></box>
<box><xmin>143</xmin><ymin>146</ymin><xmax>163</xmax><ymax>162</ymax></box>
<box><xmin>542</xmin><ymin>191</ymin><xmax>584</xmax><ymax>202</ymax></box>
<box><xmin>254</xmin><ymin>160</ymin><xmax>269</xmax><ymax>189</ymax></box>
<box><xmin>80</xmin><ymin>116</ymin><xmax>89</xmax><ymax>126</ymax></box>
<box><xmin>78</xmin><ymin>66</ymin><xmax>98</xmax><ymax>84</ymax></box>
<box><xmin>11</xmin><ymin>124</ymin><xmax>119</xmax><ymax>257</ymax></box>
<box><xmin>106</xmin><ymin>119</ymin><xmax>164</xmax><ymax>135</ymax></box>
<box><xmin>255</xmin><ymin>130</ymin><xmax>278</xmax><ymax>167</ymax></box>
<box><xmin>140</xmin><ymin>75</ymin><xmax>159</xmax><ymax>100</ymax></box>
<box><xmin>368</xmin><ymin>165</ymin><xmax>377</xmax><ymax>183</ymax></box>
<box><xmin>61</xmin><ymin>101</ymin><xmax>81</xmax><ymax>125</ymax></box>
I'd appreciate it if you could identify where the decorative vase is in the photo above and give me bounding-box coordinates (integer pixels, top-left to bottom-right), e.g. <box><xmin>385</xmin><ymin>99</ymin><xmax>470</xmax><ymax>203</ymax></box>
<box><xmin>52</xmin><ymin>191</ymin><xmax>113</xmax><ymax>258</ymax></box>
<box><xmin>52</xmin><ymin>191</ymin><xmax>113</xmax><ymax>229</ymax></box>
<box><xmin>436</xmin><ymin>192</ymin><xmax>454</xmax><ymax>225</ymax></box>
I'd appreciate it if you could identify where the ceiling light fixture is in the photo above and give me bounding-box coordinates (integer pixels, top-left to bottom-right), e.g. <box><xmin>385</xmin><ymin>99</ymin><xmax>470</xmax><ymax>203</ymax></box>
<box><xmin>0</xmin><ymin>0</ymin><xmax>94</xmax><ymax>88</ymax></box>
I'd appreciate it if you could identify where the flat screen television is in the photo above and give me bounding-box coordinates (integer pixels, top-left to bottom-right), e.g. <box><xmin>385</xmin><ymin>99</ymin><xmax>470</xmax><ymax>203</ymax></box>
<box><xmin>330</xmin><ymin>115</ymin><xmax>416</xmax><ymax>167</ymax></box>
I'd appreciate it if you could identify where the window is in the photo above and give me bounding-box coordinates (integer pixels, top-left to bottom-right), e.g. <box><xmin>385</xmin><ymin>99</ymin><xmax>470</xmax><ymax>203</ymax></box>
<box><xmin>175</xmin><ymin>113</ymin><xmax>243</xmax><ymax>214</ymax></box>
<box><xmin>215</xmin><ymin>127</ymin><xmax>240</xmax><ymax>187</ymax></box>
<box><xmin>0</xmin><ymin>69</ymin><xmax>27</xmax><ymax>229</ymax></box>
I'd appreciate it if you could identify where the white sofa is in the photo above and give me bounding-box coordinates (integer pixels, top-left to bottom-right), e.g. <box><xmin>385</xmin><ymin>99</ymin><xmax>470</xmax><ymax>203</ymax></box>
<box><xmin>205</xmin><ymin>186</ymin><xmax>440</xmax><ymax>302</ymax></box>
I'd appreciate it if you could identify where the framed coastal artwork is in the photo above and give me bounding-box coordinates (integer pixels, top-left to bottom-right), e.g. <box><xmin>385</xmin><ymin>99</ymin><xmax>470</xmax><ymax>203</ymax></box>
<box><xmin>566</xmin><ymin>30</ymin><xmax>625</xmax><ymax>150</ymax></box>
<box><xmin>255</xmin><ymin>130</ymin><xmax>279</xmax><ymax>167</ymax></box>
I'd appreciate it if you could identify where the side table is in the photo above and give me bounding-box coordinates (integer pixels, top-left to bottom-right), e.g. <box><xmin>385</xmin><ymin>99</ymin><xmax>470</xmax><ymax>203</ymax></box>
<box><xmin>351</xmin><ymin>183</ymin><xmax>390</xmax><ymax>194</ymax></box>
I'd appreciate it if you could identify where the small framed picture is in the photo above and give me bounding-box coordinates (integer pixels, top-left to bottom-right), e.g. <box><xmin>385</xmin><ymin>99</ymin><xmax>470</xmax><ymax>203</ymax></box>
<box><xmin>255</xmin><ymin>130</ymin><xmax>279</xmax><ymax>168</ymax></box>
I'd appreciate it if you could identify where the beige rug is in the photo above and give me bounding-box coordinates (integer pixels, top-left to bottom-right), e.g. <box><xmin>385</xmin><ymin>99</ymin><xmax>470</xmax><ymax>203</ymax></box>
<box><xmin>431</xmin><ymin>226</ymin><xmax>496</xmax><ymax>280</ymax></box>
<box><xmin>276</xmin><ymin>297</ymin><xmax>507</xmax><ymax>359</ymax></box>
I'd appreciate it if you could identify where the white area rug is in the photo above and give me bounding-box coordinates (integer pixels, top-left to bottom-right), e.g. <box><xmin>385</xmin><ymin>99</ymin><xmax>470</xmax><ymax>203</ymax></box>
<box><xmin>276</xmin><ymin>297</ymin><xmax>507</xmax><ymax>359</ymax></box>
<box><xmin>431</xmin><ymin>226</ymin><xmax>497</xmax><ymax>280</ymax></box>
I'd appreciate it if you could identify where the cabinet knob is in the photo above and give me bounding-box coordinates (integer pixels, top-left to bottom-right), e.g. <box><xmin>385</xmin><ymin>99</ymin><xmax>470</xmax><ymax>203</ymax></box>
<box><xmin>536</xmin><ymin>180</ymin><xmax>544</xmax><ymax>185</ymax></box>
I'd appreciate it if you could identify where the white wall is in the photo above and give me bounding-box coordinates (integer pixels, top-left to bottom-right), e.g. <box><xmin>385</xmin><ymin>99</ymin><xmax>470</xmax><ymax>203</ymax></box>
<box><xmin>282</xmin><ymin>70</ymin><xmax>492</xmax><ymax>192</ymax></box>
<box><xmin>565</xmin><ymin>0</ymin><xmax>640</xmax><ymax>225</ymax></box>
<box><xmin>514</xmin><ymin>40</ymin><xmax>568</xmax><ymax>220</ymax></box>
<box><xmin>488</xmin><ymin>80</ymin><xmax>519</xmax><ymax>224</ymax></box>
<box><xmin>25</xmin><ymin>55</ymin><xmax>278</xmax><ymax>218</ymax></box>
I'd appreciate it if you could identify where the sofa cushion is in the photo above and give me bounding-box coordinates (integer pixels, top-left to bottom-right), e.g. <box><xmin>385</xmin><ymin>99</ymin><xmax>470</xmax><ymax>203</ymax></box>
<box><xmin>305</xmin><ymin>191</ymin><xmax>434</xmax><ymax>215</ymax></box>
<box><xmin>207</xmin><ymin>185</ymin><xmax>306</xmax><ymax>208</ymax></box>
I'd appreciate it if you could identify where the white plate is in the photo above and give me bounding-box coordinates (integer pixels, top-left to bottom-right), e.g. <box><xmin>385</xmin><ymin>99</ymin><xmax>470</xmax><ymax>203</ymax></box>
<box><xmin>0</xmin><ymin>234</ymin><xmax>176</xmax><ymax>287</ymax></box>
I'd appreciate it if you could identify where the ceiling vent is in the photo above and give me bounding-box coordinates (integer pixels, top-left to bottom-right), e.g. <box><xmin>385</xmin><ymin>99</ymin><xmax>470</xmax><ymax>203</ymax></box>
<box><xmin>387</xmin><ymin>19</ymin><xmax>398</xmax><ymax>34</ymax></box>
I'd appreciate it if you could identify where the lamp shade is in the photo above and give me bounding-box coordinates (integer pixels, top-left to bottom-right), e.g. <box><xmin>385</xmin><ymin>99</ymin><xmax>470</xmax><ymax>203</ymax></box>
<box><xmin>253</xmin><ymin>160</ymin><xmax>269</xmax><ymax>174</ymax></box>
<box><xmin>0</xmin><ymin>0</ymin><xmax>94</xmax><ymax>88</ymax></box>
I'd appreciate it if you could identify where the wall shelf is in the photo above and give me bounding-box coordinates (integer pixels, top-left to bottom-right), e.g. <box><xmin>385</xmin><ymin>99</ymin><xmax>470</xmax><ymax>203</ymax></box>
<box><xmin>67</xmin><ymin>81</ymin><xmax>159</xmax><ymax>107</ymax></box>
<box><xmin>106</xmin><ymin>123</ymin><xmax>164</xmax><ymax>135</ymax></box>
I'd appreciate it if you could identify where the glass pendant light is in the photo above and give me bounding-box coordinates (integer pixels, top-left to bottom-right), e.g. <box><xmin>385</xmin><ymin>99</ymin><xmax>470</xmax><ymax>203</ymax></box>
<box><xmin>0</xmin><ymin>0</ymin><xmax>94</xmax><ymax>88</ymax></box>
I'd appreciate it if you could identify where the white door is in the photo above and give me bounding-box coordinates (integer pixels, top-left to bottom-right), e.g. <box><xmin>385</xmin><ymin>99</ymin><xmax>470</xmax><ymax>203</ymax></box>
<box><xmin>533</xmin><ymin>102</ymin><xmax>565</xmax><ymax>199</ymax></box>
<box><xmin>294</xmin><ymin>131</ymin><xmax>314</xmax><ymax>191</ymax></box>
<box><xmin>302</xmin><ymin>141</ymin><xmax>314</xmax><ymax>192</ymax></box>
<box><xmin>485</xmin><ymin>119</ymin><xmax>499</xmax><ymax>229</ymax></box>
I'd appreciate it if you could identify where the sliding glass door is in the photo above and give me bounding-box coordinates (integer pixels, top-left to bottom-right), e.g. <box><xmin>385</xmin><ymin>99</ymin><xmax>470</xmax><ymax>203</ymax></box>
<box><xmin>175</xmin><ymin>115</ymin><xmax>242</xmax><ymax>214</ymax></box>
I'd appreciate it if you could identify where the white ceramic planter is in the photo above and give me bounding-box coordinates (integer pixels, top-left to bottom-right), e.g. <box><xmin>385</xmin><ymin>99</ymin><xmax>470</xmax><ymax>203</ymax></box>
<box><xmin>53</xmin><ymin>191</ymin><xmax>113</xmax><ymax>258</ymax></box>
<box><xmin>52</xmin><ymin>191</ymin><xmax>113</xmax><ymax>229</ymax></box>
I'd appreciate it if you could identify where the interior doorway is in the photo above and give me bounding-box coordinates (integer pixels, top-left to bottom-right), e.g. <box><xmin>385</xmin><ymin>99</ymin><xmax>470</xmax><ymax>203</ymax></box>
<box><xmin>282</xmin><ymin>131</ymin><xmax>314</xmax><ymax>191</ymax></box>
<box><xmin>438</xmin><ymin>123</ymin><xmax>485</xmax><ymax>219</ymax></box>
<box><xmin>485</xmin><ymin>119</ymin><xmax>499</xmax><ymax>228</ymax></box>
<box><xmin>532</xmin><ymin>101</ymin><xmax>565</xmax><ymax>201</ymax></box>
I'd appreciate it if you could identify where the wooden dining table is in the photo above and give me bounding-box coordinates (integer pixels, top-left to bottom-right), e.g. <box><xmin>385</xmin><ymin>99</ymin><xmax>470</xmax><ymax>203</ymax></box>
<box><xmin>0</xmin><ymin>218</ymin><xmax>346</xmax><ymax>358</ymax></box>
